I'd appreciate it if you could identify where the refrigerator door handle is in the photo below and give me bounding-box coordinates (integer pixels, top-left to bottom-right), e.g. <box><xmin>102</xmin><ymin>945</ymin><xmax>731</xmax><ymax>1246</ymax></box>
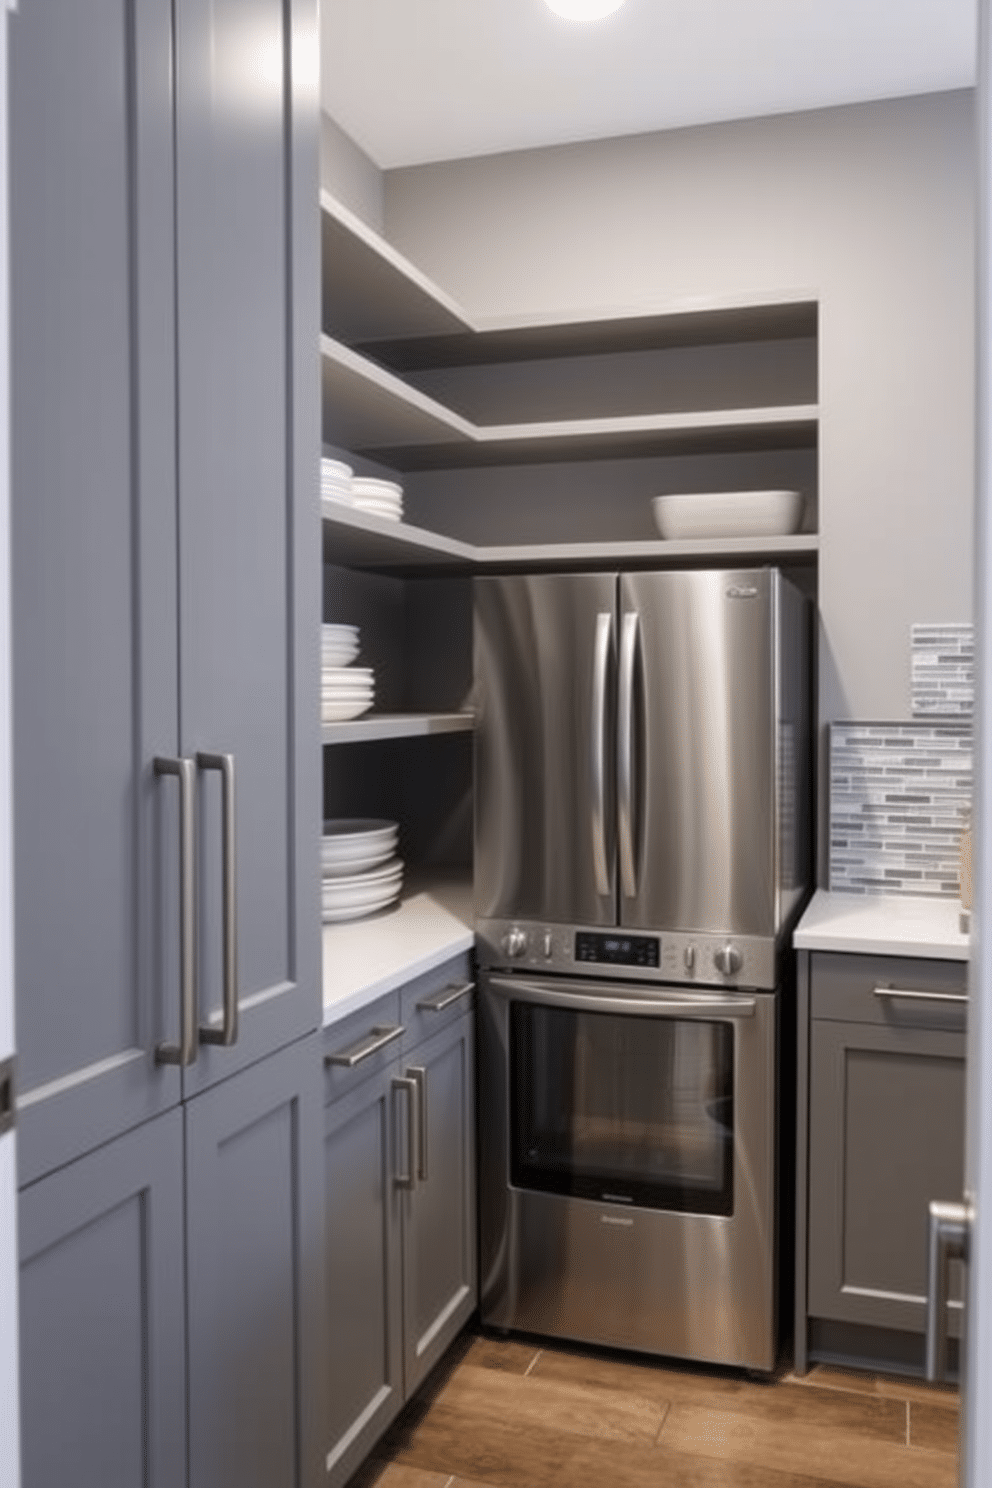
<box><xmin>591</xmin><ymin>610</ymin><xmax>613</xmax><ymax>897</ymax></box>
<box><xmin>618</xmin><ymin>610</ymin><xmax>640</xmax><ymax>899</ymax></box>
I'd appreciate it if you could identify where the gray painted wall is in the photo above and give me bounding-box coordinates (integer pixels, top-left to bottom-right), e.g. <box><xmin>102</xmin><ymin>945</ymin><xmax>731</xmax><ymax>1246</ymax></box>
<box><xmin>381</xmin><ymin>92</ymin><xmax>976</xmax><ymax>734</ymax></box>
<box><xmin>320</xmin><ymin>111</ymin><xmax>384</xmax><ymax>231</ymax></box>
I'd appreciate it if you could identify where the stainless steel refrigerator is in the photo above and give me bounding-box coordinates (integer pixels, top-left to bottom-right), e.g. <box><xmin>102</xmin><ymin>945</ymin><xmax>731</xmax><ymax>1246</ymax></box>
<box><xmin>474</xmin><ymin>567</ymin><xmax>811</xmax><ymax>989</ymax></box>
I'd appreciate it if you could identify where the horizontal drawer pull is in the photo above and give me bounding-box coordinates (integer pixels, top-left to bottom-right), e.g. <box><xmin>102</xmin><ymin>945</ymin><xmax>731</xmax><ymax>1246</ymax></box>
<box><xmin>873</xmin><ymin>987</ymin><xmax>968</xmax><ymax>1006</ymax></box>
<box><xmin>325</xmin><ymin>1023</ymin><xmax>404</xmax><ymax>1068</ymax></box>
<box><xmin>416</xmin><ymin>981</ymin><xmax>474</xmax><ymax>1013</ymax></box>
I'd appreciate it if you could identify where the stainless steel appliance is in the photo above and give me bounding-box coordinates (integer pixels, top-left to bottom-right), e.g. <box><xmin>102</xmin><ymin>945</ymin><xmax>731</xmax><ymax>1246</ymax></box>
<box><xmin>474</xmin><ymin>568</ymin><xmax>811</xmax><ymax>1372</ymax></box>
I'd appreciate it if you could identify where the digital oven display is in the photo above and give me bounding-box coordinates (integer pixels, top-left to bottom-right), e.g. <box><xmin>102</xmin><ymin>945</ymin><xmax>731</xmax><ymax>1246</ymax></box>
<box><xmin>575</xmin><ymin>931</ymin><xmax>659</xmax><ymax>968</ymax></box>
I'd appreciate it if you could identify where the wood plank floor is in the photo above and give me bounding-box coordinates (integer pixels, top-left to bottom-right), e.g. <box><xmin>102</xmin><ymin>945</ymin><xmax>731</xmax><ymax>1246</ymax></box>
<box><xmin>346</xmin><ymin>1328</ymin><xmax>960</xmax><ymax>1488</ymax></box>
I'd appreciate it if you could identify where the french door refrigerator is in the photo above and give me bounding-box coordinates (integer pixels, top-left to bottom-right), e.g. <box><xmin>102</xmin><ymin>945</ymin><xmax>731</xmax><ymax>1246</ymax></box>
<box><xmin>474</xmin><ymin>568</ymin><xmax>811</xmax><ymax>988</ymax></box>
<box><xmin>473</xmin><ymin>568</ymin><xmax>812</xmax><ymax>1369</ymax></box>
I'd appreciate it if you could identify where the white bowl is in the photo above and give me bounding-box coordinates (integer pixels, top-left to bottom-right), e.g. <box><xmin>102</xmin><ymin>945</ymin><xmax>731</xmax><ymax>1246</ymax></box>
<box><xmin>651</xmin><ymin>490</ymin><xmax>805</xmax><ymax>540</ymax></box>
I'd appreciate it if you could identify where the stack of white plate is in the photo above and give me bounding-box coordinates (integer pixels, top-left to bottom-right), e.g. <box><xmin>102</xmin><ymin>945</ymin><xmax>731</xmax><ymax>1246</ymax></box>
<box><xmin>351</xmin><ymin>476</ymin><xmax>403</xmax><ymax>522</ymax></box>
<box><xmin>321</xmin><ymin>818</ymin><xmax>403</xmax><ymax>921</ymax></box>
<box><xmin>322</xmin><ymin>457</ymin><xmax>353</xmax><ymax>505</ymax></box>
<box><xmin>322</xmin><ymin>665</ymin><xmax>374</xmax><ymax>722</ymax></box>
<box><xmin>322</xmin><ymin>623</ymin><xmax>359</xmax><ymax>668</ymax></box>
<box><xmin>322</xmin><ymin>623</ymin><xmax>373</xmax><ymax>722</ymax></box>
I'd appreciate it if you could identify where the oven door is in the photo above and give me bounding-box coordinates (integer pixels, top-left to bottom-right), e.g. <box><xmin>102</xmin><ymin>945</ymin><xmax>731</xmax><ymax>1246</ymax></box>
<box><xmin>478</xmin><ymin>972</ymin><xmax>779</xmax><ymax>1370</ymax></box>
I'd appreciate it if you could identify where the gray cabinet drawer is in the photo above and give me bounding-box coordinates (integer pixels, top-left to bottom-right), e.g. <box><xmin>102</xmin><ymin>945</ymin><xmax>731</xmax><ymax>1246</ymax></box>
<box><xmin>322</xmin><ymin>992</ymin><xmax>403</xmax><ymax>1104</ymax></box>
<box><xmin>810</xmin><ymin>951</ymin><xmax>967</xmax><ymax>1032</ymax></box>
<box><xmin>399</xmin><ymin>953</ymin><xmax>475</xmax><ymax>1055</ymax></box>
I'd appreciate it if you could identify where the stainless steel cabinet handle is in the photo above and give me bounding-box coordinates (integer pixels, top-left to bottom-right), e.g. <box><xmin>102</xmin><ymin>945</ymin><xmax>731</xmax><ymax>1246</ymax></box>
<box><xmin>618</xmin><ymin>610</ymin><xmax>639</xmax><ymax>900</ymax></box>
<box><xmin>416</xmin><ymin>981</ymin><xmax>474</xmax><ymax>1013</ymax></box>
<box><xmin>154</xmin><ymin>757</ymin><xmax>198</xmax><ymax>1067</ymax></box>
<box><xmin>392</xmin><ymin>1075</ymin><xmax>418</xmax><ymax>1190</ymax></box>
<box><xmin>324</xmin><ymin>1023</ymin><xmax>403</xmax><ymax>1068</ymax></box>
<box><xmin>196</xmin><ymin>752</ymin><xmax>238</xmax><ymax>1047</ymax></box>
<box><xmin>874</xmin><ymin>986</ymin><xmax>968</xmax><ymax>1006</ymax></box>
<box><xmin>591</xmin><ymin>610</ymin><xmax>613</xmax><ymax>897</ymax></box>
<box><xmin>926</xmin><ymin>1198</ymin><xmax>970</xmax><ymax>1381</ymax></box>
<box><xmin>409</xmin><ymin>1065</ymin><xmax>428</xmax><ymax>1181</ymax></box>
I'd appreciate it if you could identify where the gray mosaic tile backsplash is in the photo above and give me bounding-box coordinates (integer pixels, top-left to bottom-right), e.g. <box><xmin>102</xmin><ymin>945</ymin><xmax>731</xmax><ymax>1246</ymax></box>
<box><xmin>830</xmin><ymin>722</ymin><xmax>971</xmax><ymax>897</ymax></box>
<box><xmin>911</xmin><ymin>623</ymin><xmax>974</xmax><ymax>716</ymax></box>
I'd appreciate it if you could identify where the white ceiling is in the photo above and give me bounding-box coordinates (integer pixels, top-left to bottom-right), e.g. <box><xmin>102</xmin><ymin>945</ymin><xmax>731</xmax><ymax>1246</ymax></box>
<box><xmin>320</xmin><ymin>0</ymin><xmax>977</xmax><ymax>170</ymax></box>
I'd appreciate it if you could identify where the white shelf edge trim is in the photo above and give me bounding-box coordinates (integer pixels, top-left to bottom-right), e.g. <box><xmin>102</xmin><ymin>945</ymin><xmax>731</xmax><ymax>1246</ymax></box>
<box><xmin>321</xmin><ymin>712</ymin><xmax>475</xmax><ymax>744</ymax></box>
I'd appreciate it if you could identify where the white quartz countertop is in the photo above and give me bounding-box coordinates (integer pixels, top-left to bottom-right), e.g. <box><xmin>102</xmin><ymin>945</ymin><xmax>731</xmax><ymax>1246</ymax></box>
<box><xmin>793</xmin><ymin>889</ymin><xmax>970</xmax><ymax>960</ymax></box>
<box><xmin>322</xmin><ymin>874</ymin><xmax>474</xmax><ymax>1026</ymax></box>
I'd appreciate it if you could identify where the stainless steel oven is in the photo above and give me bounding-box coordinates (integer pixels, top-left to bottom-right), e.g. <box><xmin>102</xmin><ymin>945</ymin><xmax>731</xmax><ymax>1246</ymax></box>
<box><xmin>478</xmin><ymin>966</ymin><xmax>780</xmax><ymax>1371</ymax></box>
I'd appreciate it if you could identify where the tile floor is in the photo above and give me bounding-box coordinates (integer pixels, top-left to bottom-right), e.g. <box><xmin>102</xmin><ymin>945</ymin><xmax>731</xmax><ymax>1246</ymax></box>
<box><xmin>348</xmin><ymin>1327</ymin><xmax>959</xmax><ymax>1488</ymax></box>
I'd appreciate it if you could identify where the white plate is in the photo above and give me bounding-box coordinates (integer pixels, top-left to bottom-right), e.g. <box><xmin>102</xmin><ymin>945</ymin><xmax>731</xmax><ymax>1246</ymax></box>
<box><xmin>322</xmin><ymin>665</ymin><xmax>373</xmax><ymax>682</ymax></box>
<box><xmin>322</xmin><ymin>699</ymin><xmax>373</xmax><ymax>721</ymax></box>
<box><xmin>351</xmin><ymin>477</ymin><xmax>403</xmax><ymax>499</ymax></box>
<box><xmin>321</xmin><ymin>889</ymin><xmax>402</xmax><ymax>923</ymax></box>
<box><xmin>651</xmin><ymin>490</ymin><xmax>805</xmax><ymax>540</ymax></box>
<box><xmin>322</xmin><ymin>861</ymin><xmax>404</xmax><ymax>897</ymax></box>
<box><xmin>322</xmin><ymin>879</ymin><xmax>403</xmax><ymax>910</ymax></box>
<box><xmin>352</xmin><ymin>506</ymin><xmax>402</xmax><ymax>523</ymax></box>
<box><xmin>321</xmin><ymin>841</ymin><xmax>395</xmax><ymax>877</ymax></box>
<box><xmin>323</xmin><ymin>817</ymin><xmax>399</xmax><ymax>847</ymax></box>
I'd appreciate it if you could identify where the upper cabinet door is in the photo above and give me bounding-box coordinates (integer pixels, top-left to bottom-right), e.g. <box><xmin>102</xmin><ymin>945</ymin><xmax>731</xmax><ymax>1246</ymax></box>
<box><xmin>10</xmin><ymin>0</ymin><xmax>183</xmax><ymax>1185</ymax></box>
<box><xmin>174</xmin><ymin>0</ymin><xmax>320</xmax><ymax>1095</ymax></box>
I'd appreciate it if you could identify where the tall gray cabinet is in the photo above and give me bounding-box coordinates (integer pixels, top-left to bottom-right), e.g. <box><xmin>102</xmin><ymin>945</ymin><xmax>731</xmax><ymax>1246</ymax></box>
<box><xmin>9</xmin><ymin>1</ymin><xmax>323</xmax><ymax>1484</ymax></box>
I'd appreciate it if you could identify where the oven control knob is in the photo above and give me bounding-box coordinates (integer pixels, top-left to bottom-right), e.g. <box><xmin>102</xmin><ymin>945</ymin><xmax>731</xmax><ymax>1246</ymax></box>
<box><xmin>542</xmin><ymin>931</ymin><xmax>554</xmax><ymax>959</ymax></box>
<box><xmin>715</xmin><ymin>944</ymin><xmax>743</xmax><ymax>976</ymax></box>
<box><xmin>504</xmin><ymin>927</ymin><xmax>528</xmax><ymax>959</ymax></box>
<box><xmin>684</xmin><ymin>945</ymin><xmax>696</xmax><ymax>972</ymax></box>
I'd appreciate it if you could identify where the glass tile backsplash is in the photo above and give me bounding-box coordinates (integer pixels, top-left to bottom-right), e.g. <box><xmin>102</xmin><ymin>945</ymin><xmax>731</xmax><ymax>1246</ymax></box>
<box><xmin>829</xmin><ymin>722</ymin><xmax>971</xmax><ymax>897</ymax></box>
<box><xmin>911</xmin><ymin>623</ymin><xmax>974</xmax><ymax>716</ymax></box>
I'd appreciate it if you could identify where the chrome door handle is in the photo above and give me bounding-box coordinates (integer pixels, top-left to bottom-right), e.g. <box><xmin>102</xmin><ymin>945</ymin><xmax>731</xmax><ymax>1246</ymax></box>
<box><xmin>324</xmin><ymin>1024</ymin><xmax>403</xmax><ymax>1068</ymax></box>
<box><xmin>874</xmin><ymin>986</ymin><xmax>968</xmax><ymax>1006</ymax></box>
<box><xmin>392</xmin><ymin>1075</ymin><xmax>418</xmax><ymax>1190</ymax></box>
<box><xmin>196</xmin><ymin>752</ymin><xmax>238</xmax><ymax>1047</ymax></box>
<box><xmin>591</xmin><ymin>610</ymin><xmax>613</xmax><ymax>897</ymax></box>
<box><xmin>926</xmin><ymin>1198</ymin><xmax>970</xmax><ymax>1382</ymax></box>
<box><xmin>154</xmin><ymin>756</ymin><xmax>198</xmax><ymax>1067</ymax></box>
<box><xmin>416</xmin><ymin>981</ymin><xmax>474</xmax><ymax>1013</ymax></box>
<box><xmin>618</xmin><ymin>610</ymin><xmax>639</xmax><ymax>900</ymax></box>
<box><xmin>409</xmin><ymin>1065</ymin><xmax>428</xmax><ymax>1181</ymax></box>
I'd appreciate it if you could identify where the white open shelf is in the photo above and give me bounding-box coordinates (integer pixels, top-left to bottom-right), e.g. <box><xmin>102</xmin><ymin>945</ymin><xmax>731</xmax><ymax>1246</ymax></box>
<box><xmin>321</xmin><ymin>711</ymin><xmax>474</xmax><ymax>745</ymax></box>
<box><xmin>322</xmin><ymin>871</ymin><xmax>474</xmax><ymax>1025</ymax></box>
<box><xmin>321</xmin><ymin>333</ymin><xmax>818</xmax><ymax>467</ymax></box>
<box><xmin>320</xmin><ymin>190</ymin><xmax>472</xmax><ymax>345</ymax></box>
<box><xmin>321</xmin><ymin>499</ymin><xmax>819</xmax><ymax>573</ymax></box>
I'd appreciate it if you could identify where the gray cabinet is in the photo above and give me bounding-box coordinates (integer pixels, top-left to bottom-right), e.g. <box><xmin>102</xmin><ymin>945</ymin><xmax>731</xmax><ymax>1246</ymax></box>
<box><xmin>18</xmin><ymin>1113</ymin><xmax>187</xmax><ymax>1487</ymax></box>
<box><xmin>322</xmin><ymin>957</ymin><xmax>476</xmax><ymax>1487</ymax></box>
<box><xmin>795</xmin><ymin>949</ymin><xmax>967</xmax><ymax>1374</ymax></box>
<box><xmin>19</xmin><ymin>1039</ymin><xmax>326</xmax><ymax>1488</ymax></box>
<box><xmin>185</xmin><ymin>1037</ymin><xmax>326</xmax><ymax>1488</ymax></box>
<box><xmin>9</xmin><ymin>0</ymin><xmax>323</xmax><ymax>1482</ymax></box>
<box><xmin>10</xmin><ymin>0</ymin><xmax>320</xmax><ymax>1183</ymax></box>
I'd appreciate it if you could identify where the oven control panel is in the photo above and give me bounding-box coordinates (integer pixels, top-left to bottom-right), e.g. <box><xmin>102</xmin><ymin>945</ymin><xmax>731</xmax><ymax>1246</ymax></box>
<box><xmin>575</xmin><ymin>932</ymin><xmax>659</xmax><ymax>968</ymax></box>
<box><xmin>478</xmin><ymin>919</ymin><xmax>778</xmax><ymax>989</ymax></box>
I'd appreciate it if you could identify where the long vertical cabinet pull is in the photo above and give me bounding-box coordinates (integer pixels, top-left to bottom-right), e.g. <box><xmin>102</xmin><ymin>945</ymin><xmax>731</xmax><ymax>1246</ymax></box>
<box><xmin>590</xmin><ymin>611</ymin><xmax>613</xmax><ymax>897</ymax></box>
<box><xmin>408</xmin><ymin>1066</ymin><xmax>428</xmax><ymax>1181</ymax></box>
<box><xmin>618</xmin><ymin>610</ymin><xmax>640</xmax><ymax>901</ymax></box>
<box><xmin>196</xmin><ymin>752</ymin><xmax>239</xmax><ymax>1046</ymax></box>
<box><xmin>392</xmin><ymin>1076</ymin><xmax>419</xmax><ymax>1190</ymax></box>
<box><xmin>154</xmin><ymin>757</ymin><xmax>199</xmax><ymax>1066</ymax></box>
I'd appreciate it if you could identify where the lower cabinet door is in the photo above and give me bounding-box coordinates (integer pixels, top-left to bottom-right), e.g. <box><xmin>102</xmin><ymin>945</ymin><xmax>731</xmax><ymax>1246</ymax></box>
<box><xmin>807</xmin><ymin>1018</ymin><xmax>966</xmax><ymax>1335</ymax></box>
<box><xmin>185</xmin><ymin>1034</ymin><xmax>325</xmax><ymax>1488</ymax></box>
<box><xmin>18</xmin><ymin>1110</ymin><xmax>187</xmax><ymax>1488</ymax></box>
<box><xmin>323</xmin><ymin>1061</ymin><xmax>404</xmax><ymax>1487</ymax></box>
<box><xmin>401</xmin><ymin>1009</ymin><xmax>477</xmax><ymax>1398</ymax></box>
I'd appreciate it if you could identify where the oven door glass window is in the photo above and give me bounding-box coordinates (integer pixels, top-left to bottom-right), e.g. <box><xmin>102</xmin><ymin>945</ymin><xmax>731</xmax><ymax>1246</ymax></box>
<box><xmin>509</xmin><ymin>1003</ymin><xmax>734</xmax><ymax>1216</ymax></box>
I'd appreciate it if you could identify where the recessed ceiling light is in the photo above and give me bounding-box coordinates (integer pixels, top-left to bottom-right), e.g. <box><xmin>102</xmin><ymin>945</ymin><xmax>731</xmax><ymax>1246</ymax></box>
<box><xmin>545</xmin><ymin>0</ymin><xmax>625</xmax><ymax>21</ymax></box>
